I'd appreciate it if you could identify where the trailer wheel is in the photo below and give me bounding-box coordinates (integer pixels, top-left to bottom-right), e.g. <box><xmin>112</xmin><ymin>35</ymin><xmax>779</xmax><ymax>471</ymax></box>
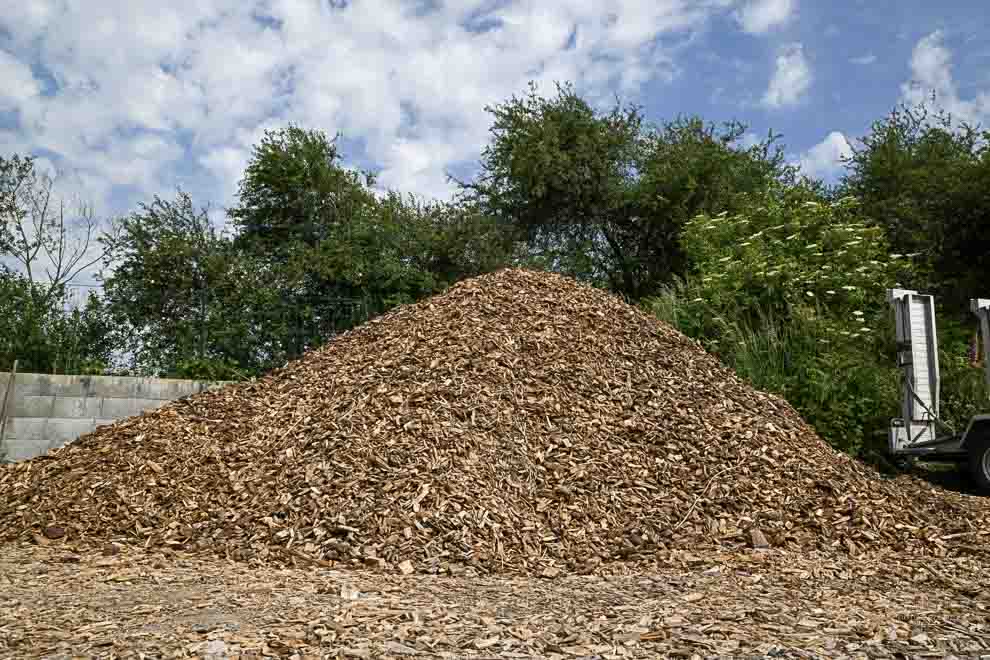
<box><xmin>967</xmin><ymin>433</ymin><xmax>990</xmax><ymax>493</ymax></box>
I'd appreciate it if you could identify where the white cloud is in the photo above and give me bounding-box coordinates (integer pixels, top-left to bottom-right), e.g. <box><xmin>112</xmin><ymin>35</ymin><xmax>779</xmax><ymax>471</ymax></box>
<box><xmin>735</xmin><ymin>0</ymin><xmax>795</xmax><ymax>34</ymax></box>
<box><xmin>738</xmin><ymin>131</ymin><xmax>762</xmax><ymax>149</ymax></box>
<box><xmin>798</xmin><ymin>131</ymin><xmax>852</xmax><ymax>181</ymax></box>
<box><xmin>763</xmin><ymin>42</ymin><xmax>812</xmax><ymax>108</ymax></box>
<box><xmin>901</xmin><ymin>30</ymin><xmax>990</xmax><ymax>125</ymax></box>
<box><xmin>376</xmin><ymin>137</ymin><xmax>460</xmax><ymax>203</ymax></box>
<box><xmin>0</xmin><ymin>49</ymin><xmax>40</xmax><ymax>111</ymax></box>
<box><xmin>850</xmin><ymin>54</ymin><xmax>877</xmax><ymax>65</ymax></box>
<box><xmin>0</xmin><ymin>0</ymin><xmax>737</xmax><ymax>234</ymax></box>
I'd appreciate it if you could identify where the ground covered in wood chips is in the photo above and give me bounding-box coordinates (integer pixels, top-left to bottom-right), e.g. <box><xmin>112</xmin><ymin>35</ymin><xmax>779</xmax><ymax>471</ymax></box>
<box><xmin>6</xmin><ymin>268</ymin><xmax>990</xmax><ymax>657</ymax></box>
<box><xmin>4</xmin><ymin>543</ymin><xmax>990</xmax><ymax>659</ymax></box>
<box><xmin>3</xmin><ymin>269</ymin><xmax>990</xmax><ymax>575</ymax></box>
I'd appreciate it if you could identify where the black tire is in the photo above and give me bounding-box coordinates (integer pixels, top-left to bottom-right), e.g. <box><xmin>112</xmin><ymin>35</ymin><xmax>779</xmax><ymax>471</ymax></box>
<box><xmin>966</xmin><ymin>432</ymin><xmax>990</xmax><ymax>493</ymax></box>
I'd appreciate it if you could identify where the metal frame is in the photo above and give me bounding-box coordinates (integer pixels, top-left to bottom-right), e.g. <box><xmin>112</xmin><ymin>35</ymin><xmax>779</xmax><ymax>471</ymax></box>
<box><xmin>972</xmin><ymin>298</ymin><xmax>990</xmax><ymax>388</ymax></box>
<box><xmin>887</xmin><ymin>289</ymin><xmax>951</xmax><ymax>454</ymax></box>
<box><xmin>887</xmin><ymin>292</ymin><xmax>990</xmax><ymax>460</ymax></box>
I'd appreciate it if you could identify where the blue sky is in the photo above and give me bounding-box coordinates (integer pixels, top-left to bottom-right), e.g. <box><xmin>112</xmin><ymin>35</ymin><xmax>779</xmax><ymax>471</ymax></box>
<box><xmin>1</xmin><ymin>0</ymin><xmax>988</xmax><ymax>233</ymax></box>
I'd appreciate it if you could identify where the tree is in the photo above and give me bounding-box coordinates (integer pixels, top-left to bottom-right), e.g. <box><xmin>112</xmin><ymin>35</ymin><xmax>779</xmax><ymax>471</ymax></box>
<box><xmin>227</xmin><ymin>126</ymin><xmax>450</xmax><ymax>363</ymax></box>
<box><xmin>0</xmin><ymin>270</ymin><xmax>112</xmax><ymax>374</ymax></box>
<box><xmin>0</xmin><ymin>154</ymin><xmax>119</xmax><ymax>374</ymax></box>
<box><xmin>102</xmin><ymin>191</ymin><xmax>253</xmax><ymax>377</ymax></box>
<box><xmin>456</xmin><ymin>82</ymin><xmax>640</xmax><ymax>290</ymax></box>
<box><xmin>228</xmin><ymin>125</ymin><xmax>377</xmax><ymax>259</ymax></box>
<box><xmin>618</xmin><ymin>116</ymin><xmax>797</xmax><ymax>297</ymax></box>
<box><xmin>667</xmin><ymin>189</ymin><xmax>912</xmax><ymax>344</ymax></box>
<box><xmin>376</xmin><ymin>192</ymin><xmax>518</xmax><ymax>287</ymax></box>
<box><xmin>840</xmin><ymin>98</ymin><xmax>990</xmax><ymax>310</ymax></box>
<box><xmin>458</xmin><ymin>82</ymin><xmax>794</xmax><ymax>299</ymax></box>
<box><xmin>0</xmin><ymin>154</ymin><xmax>34</xmax><ymax>255</ymax></box>
<box><xmin>647</xmin><ymin>190</ymin><xmax>915</xmax><ymax>456</ymax></box>
<box><xmin>0</xmin><ymin>154</ymin><xmax>119</xmax><ymax>308</ymax></box>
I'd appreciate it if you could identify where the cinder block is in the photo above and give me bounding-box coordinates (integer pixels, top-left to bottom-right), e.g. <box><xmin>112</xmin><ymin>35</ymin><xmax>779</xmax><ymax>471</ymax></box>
<box><xmin>99</xmin><ymin>397</ymin><xmax>171</xmax><ymax>419</ymax></box>
<box><xmin>0</xmin><ymin>373</ymin><xmax>231</xmax><ymax>462</ymax></box>
<box><xmin>3</xmin><ymin>417</ymin><xmax>121</xmax><ymax>461</ymax></box>
<box><xmin>14</xmin><ymin>395</ymin><xmax>104</xmax><ymax>419</ymax></box>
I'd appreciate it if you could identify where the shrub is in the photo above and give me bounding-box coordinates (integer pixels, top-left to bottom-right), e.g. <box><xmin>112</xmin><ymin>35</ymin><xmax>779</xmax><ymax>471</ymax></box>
<box><xmin>173</xmin><ymin>357</ymin><xmax>247</xmax><ymax>382</ymax></box>
<box><xmin>646</xmin><ymin>189</ymin><xmax>917</xmax><ymax>456</ymax></box>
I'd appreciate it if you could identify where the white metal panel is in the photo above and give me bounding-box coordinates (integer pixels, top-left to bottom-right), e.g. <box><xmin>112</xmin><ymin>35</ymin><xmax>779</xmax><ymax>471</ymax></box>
<box><xmin>972</xmin><ymin>298</ymin><xmax>990</xmax><ymax>390</ymax></box>
<box><xmin>888</xmin><ymin>289</ymin><xmax>940</xmax><ymax>451</ymax></box>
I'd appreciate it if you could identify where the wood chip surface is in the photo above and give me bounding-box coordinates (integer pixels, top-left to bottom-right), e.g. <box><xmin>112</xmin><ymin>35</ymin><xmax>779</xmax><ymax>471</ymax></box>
<box><xmin>3</xmin><ymin>543</ymin><xmax>990</xmax><ymax>659</ymax></box>
<box><xmin>4</xmin><ymin>268</ymin><xmax>990</xmax><ymax>657</ymax></box>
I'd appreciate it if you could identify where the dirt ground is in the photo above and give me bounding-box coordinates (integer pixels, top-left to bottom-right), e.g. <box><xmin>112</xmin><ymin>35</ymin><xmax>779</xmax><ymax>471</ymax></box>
<box><xmin>3</xmin><ymin>544</ymin><xmax>990</xmax><ymax>659</ymax></box>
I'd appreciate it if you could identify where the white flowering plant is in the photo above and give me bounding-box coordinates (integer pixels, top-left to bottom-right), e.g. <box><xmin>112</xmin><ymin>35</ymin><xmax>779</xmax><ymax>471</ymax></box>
<box><xmin>647</xmin><ymin>188</ymin><xmax>917</xmax><ymax>456</ymax></box>
<box><xmin>677</xmin><ymin>191</ymin><xmax>916</xmax><ymax>352</ymax></box>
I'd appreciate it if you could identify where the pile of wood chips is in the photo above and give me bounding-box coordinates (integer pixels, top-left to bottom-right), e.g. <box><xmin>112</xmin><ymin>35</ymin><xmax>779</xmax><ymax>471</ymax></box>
<box><xmin>2</xmin><ymin>268</ymin><xmax>989</xmax><ymax>576</ymax></box>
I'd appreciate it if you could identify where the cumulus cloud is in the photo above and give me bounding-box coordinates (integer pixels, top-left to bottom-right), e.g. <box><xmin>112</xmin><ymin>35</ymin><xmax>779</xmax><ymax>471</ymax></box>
<box><xmin>901</xmin><ymin>30</ymin><xmax>990</xmax><ymax>125</ymax></box>
<box><xmin>0</xmin><ymin>0</ymin><xmax>736</xmax><ymax>225</ymax></box>
<box><xmin>763</xmin><ymin>42</ymin><xmax>812</xmax><ymax>108</ymax></box>
<box><xmin>0</xmin><ymin>49</ymin><xmax>40</xmax><ymax>111</ymax></box>
<box><xmin>798</xmin><ymin>131</ymin><xmax>852</xmax><ymax>181</ymax></box>
<box><xmin>850</xmin><ymin>54</ymin><xmax>877</xmax><ymax>65</ymax></box>
<box><xmin>735</xmin><ymin>0</ymin><xmax>795</xmax><ymax>35</ymax></box>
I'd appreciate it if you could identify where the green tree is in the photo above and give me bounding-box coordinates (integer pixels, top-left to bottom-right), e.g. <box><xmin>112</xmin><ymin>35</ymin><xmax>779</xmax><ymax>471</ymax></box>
<box><xmin>459</xmin><ymin>81</ymin><xmax>794</xmax><ymax>299</ymax></box>
<box><xmin>377</xmin><ymin>193</ymin><xmax>518</xmax><ymax>287</ymax></box>
<box><xmin>840</xmin><ymin>99</ymin><xmax>990</xmax><ymax>309</ymax></box>
<box><xmin>226</xmin><ymin>126</ymin><xmax>451</xmax><ymax>362</ymax></box>
<box><xmin>0</xmin><ymin>153</ymin><xmax>119</xmax><ymax>375</ymax></box>
<box><xmin>0</xmin><ymin>271</ymin><xmax>112</xmax><ymax>374</ymax></box>
<box><xmin>0</xmin><ymin>154</ymin><xmax>34</xmax><ymax>255</ymax></box>
<box><xmin>102</xmin><ymin>191</ymin><xmax>255</xmax><ymax>377</ymax></box>
<box><xmin>229</xmin><ymin>125</ymin><xmax>377</xmax><ymax>258</ymax></box>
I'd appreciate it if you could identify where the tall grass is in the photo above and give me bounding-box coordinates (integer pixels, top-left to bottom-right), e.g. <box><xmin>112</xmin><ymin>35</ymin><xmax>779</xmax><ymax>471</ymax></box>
<box><xmin>649</xmin><ymin>286</ymin><xmax>901</xmax><ymax>457</ymax></box>
<box><xmin>651</xmin><ymin>286</ymin><xmax>990</xmax><ymax>461</ymax></box>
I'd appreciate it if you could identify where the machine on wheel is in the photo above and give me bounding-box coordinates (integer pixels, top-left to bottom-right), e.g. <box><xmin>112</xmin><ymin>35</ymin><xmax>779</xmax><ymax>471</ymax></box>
<box><xmin>888</xmin><ymin>289</ymin><xmax>990</xmax><ymax>489</ymax></box>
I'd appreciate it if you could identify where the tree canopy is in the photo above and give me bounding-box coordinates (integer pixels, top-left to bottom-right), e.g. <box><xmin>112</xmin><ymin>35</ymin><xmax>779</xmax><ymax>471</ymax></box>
<box><xmin>229</xmin><ymin>125</ymin><xmax>377</xmax><ymax>259</ymax></box>
<box><xmin>840</xmin><ymin>99</ymin><xmax>990</xmax><ymax>310</ymax></box>
<box><xmin>458</xmin><ymin>82</ymin><xmax>795</xmax><ymax>299</ymax></box>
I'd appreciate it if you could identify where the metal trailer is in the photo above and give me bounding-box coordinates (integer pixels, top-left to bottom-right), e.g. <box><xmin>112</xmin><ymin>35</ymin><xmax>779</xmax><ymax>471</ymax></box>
<box><xmin>888</xmin><ymin>289</ymin><xmax>990</xmax><ymax>490</ymax></box>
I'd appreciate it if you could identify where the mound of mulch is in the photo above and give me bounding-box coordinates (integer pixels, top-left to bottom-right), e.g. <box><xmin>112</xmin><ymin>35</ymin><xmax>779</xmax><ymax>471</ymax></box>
<box><xmin>2</xmin><ymin>269</ymin><xmax>988</xmax><ymax>575</ymax></box>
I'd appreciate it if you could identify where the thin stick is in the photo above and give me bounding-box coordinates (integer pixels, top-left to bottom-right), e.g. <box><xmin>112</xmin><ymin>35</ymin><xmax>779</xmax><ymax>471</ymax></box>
<box><xmin>673</xmin><ymin>462</ymin><xmax>739</xmax><ymax>532</ymax></box>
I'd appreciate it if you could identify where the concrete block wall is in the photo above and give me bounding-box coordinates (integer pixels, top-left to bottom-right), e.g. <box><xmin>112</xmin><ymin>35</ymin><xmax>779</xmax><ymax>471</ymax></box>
<box><xmin>0</xmin><ymin>373</ymin><xmax>229</xmax><ymax>462</ymax></box>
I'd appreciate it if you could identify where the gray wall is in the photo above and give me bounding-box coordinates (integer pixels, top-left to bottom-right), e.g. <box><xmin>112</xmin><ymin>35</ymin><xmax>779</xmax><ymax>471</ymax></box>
<box><xmin>0</xmin><ymin>373</ymin><xmax>229</xmax><ymax>462</ymax></box>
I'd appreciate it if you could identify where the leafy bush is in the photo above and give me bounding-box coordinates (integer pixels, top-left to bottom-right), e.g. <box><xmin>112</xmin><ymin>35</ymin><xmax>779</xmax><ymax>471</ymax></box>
<box><xmin>939</xmin><ymin>348</ymin><xmax>990</xmax><ymax>435</ymax></box>
<box><xmin>173</xmin><ymin>357</ymin><xmax>247</xmax><ymax>382</ymax></box>
<box><xmin>647</xmin><ymin>189</ymin><xmax>917</xmax><ymax>456</ymax></box>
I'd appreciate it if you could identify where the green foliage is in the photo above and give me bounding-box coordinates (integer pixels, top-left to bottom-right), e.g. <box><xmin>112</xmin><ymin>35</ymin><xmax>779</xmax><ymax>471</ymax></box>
<box><xmin>226</xmin><ymin>127</ymin><xmax>426</xmax><ymax>363</ymax></box>
<box><xmin>229</xmin><ymin>125</ymin><xmax>377</xmax><ymax>258</ymax></box>
<box><xmin>647</xmin><ymin>190</ymin><xmax>916</xmax><ymax>456</ymax></box>
<box><xmin>840</xmin><ymin>98</ymin><xmax>990</xmax><ymax>310</ymax></box>
<box><xmin>102</xmin><ymin>191</ymin><xmax>242</xmax><ymax>375</ymax></box>
<box><xmin>173</xmin><ymin>357</ymin><xmax>247</xmax><ymax>382</ymax></box>
<box><xmin>0</xmin><ymin>271</ymin><xmax>113</xmax><ymax>375</ymax></box>
<box><xmin>679</xmin><ymin>189</ymin><xmax>912</xmax><ymax>344</ymax></box>
<box><xmin>936</xmin><ymin>315</ymin><xmax>990</xmax><ymax>433</ymax></box>
<box><xmin>385</xmin><ymin>194</ymin><xmax>519</xmax><ymax>287</ymax></box>
<box><xmin>0</xmin><ymin>154</ymin><xmax>35</xmax><ymax>255</ymax></box>
<box><xmin>456</xmin><ymin>81</ymin><xmax>638</xmax><ymax>288</ymax></box>
<box><xmin>459</xmin><ymin>81</ymin><xmax>794</xmax><ymax>298</ymax></box>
